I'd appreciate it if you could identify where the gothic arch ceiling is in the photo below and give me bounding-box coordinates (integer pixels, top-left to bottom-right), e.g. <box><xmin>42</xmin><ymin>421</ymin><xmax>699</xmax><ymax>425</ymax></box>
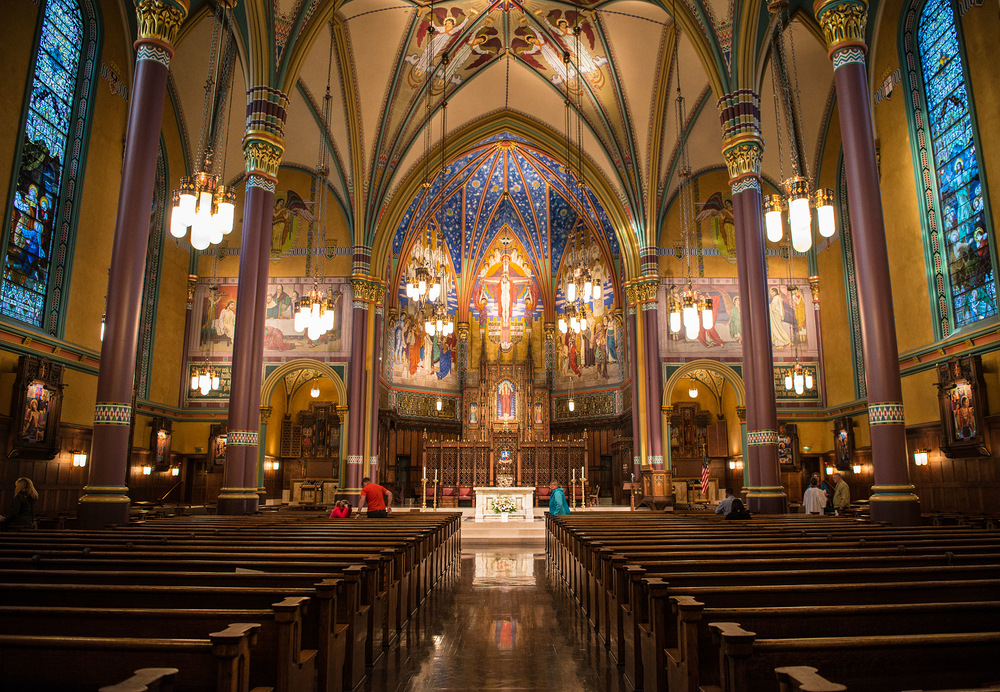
<box><xmin>389</xmin><ymin>134</ymin><xmax>621</xmax><ymax>319</ymax></box>
<box><xmin>163</xmin><ymin>0</ymin><xmax>880</xmax><ymax>258</ymax></box>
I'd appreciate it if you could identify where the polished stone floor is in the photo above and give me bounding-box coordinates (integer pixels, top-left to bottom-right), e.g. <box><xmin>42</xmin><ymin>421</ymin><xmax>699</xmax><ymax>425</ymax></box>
<box><xmin>363</xmin><ymin>548</ymin><xmax>630</xmax><ymax>692</ymax></box>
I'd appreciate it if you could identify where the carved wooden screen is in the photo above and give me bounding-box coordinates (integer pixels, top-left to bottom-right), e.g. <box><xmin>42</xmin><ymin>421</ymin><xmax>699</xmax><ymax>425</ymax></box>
<box><xmin>474</xmin><ymin>444</ymin><xmax>490</xmax><ymax>485</ymax></box>
<box><xmin>280</xmin><ymin>418</ymin><xmax>301</xmax><ymax>458</ymax></box>
<box><xmin>442</xmin><ymin>445</ymin><xmax>458</xmax><ymax>485</ymax></box>
<box><xmin>521</xmin><ymin>446</ymin><xmax>535</xmax><ymax>487</ymax></box>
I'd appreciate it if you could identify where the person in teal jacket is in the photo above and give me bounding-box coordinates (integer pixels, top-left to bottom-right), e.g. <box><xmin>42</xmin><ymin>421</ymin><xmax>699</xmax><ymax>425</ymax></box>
<box><xmin>548</xmin><ymin>480</ymin><xmax>570</xmax><ymax>515</ymax></box>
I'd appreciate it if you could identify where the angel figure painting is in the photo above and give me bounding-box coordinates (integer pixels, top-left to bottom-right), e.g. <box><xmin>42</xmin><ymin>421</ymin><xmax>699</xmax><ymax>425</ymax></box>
<box><xmin>270</xmin><ymin>190</ymin><xmax>314</xmax><ymax>258</ymax></box>
<box><xmin>696</xmin><ymin>192</ymin><xmax>736</xmax><ymax>261</ymax></box>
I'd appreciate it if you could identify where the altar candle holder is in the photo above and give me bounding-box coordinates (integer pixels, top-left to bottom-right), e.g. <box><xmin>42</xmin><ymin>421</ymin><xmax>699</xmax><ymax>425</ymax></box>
<box><xmin>421</xmin><ymin>475</ymin><xmax>428</xmax><ymax>511</ymax></box>
<box><xmin>433</xmin><ymin>478</ymin><xmax>440</xmax><ymax>511</ymax></box>
<box><xmin>570</xmin><ymin>477</ymin><xmax>577</xmax><ymax>509</ymax></box>
<box><xmin>580</xmin><ymin>473</ymin><xmax>587</xmax><ymax>510</ymax></box>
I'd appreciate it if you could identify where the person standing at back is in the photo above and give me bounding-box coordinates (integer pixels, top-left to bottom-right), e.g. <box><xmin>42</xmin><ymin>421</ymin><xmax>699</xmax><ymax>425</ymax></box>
<box><xmin>802</xmin><ymin>478</ymin><xmax>827</xmax><ymax>514</ymax></box>
<box><xmin>548</xmin><ymin>480</ymin><xmax>570</xmax><ymax>516</ymax></box>
<box><xmin>358</xmin><ymin>477</ymin><xmax>392</xmax><ymax>518</ymax></box>
<box><xmin>832</xmin><ymin>473</ymin><xmax>851</xmax><ymax>515</ymax></box>
<box><xmin>1</xmin><ymin>477</ymin><xmax>37</xmax><ymax>530</ymax></box>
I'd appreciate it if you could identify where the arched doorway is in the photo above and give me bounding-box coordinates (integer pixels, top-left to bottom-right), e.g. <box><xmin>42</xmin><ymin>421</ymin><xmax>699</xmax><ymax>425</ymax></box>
<box><xmin>662</xmin><ymin>359</ymin><xmax>747</xmax><ymax>501</ymax></box>
<box><xmin>260</xmin><ymin>359</ymin><xmax>348</xmax><ymax>502</ymax></box>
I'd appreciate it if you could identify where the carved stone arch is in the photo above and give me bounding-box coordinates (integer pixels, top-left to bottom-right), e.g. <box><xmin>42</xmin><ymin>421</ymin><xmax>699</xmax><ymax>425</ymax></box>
<box><xmin>261</xmin><ymin>358</ymin><xmax>348</xmax><ymax>405</ymax></box>
<box><xmin>662</xmin><ymin>358</ymin><xmax>745</xmax><ymax>408</ymax></box>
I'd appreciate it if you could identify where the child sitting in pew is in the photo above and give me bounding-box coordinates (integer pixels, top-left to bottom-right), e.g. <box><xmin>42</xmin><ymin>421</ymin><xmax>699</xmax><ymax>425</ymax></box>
<box><xmin>329</xmin><ymin>500</ymin><xmax>352</xmax><ymax>519</ymax></box>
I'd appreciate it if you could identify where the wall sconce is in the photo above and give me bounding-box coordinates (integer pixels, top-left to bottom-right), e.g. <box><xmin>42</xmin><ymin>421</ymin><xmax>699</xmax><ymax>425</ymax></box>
<box><xmin>170</xmin><ymin>466</ymin><xmax>180</xmax><ymax>476</ymax></box>
<box><xmin>264</xmin><ymin>459</ymin><xmax>281</xmax><ymax>471</ymax></box>
<box><xmin>142</xmin><ymin>465</ymin><xmax>152</xmax><ymax>475</ymax></box>
<box><xmin>825</xmin><ymin>465</ymin><xmax>835</xmax><ymax>476</ymax></box>
<box><xmin>852</xmin><ymin>463</ymin><xmax>862</xmax><ymax>474</ymax></box>
<box><xmin>727</xmin><ymin>459</ymin><xmax>743</xmax><ymax>470</ymax></box>
<box><xmin>913</xmin><ymin>449</ymin><xmax>929</xmax><ymax>466</ymax></box>
<box><xmin>802</xmin><ymin>446</ymin><xmax>812</xmax><ymax>453</ymax></box>
<box><xmin>71</xmin><ymin>451</ymin><xmax>87</xmax><ymax>468</ymax></box>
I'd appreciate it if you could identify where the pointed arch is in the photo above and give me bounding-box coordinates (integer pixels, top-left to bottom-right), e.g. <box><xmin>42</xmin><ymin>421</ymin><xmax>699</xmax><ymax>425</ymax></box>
<box><xmin>261</xmin><ymin>358</ymin><xmax>348</xmax><ymax>405</ymax></box>
<box><xmin>662</xmin><ymin>358</ymin><xmax>745</xmax><ymax>407</ymax></box>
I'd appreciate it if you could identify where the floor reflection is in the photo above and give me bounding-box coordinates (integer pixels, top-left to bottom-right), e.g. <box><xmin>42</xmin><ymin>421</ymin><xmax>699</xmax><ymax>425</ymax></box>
<box><xmin>363</xmin><ymin>548</ymin><xmax>629</xmax><ymax>692</ymax></box>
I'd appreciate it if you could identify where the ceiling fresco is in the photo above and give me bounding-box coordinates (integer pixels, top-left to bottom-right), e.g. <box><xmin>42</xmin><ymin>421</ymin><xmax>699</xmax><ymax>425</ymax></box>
<box><xmin>391</xmin><ymin>133</ymin><xmax>619</xmax><ymax>319</ymax></box>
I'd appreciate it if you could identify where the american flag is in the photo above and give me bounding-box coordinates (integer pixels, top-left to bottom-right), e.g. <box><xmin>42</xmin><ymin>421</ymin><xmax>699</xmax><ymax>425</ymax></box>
<box><xmin>701</xmin><ymin>447</ymin><xmax>710</xmax><ymax>495</ymax></box>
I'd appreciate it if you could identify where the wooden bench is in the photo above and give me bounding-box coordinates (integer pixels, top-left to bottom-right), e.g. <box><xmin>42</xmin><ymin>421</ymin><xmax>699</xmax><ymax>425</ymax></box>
<box><xmin>0</xmin><ymin>623</ymin><xmax>263</xmax><ymax>692</ymax></box>
<box><xmin>98</xmin><ymin>667</ymin><xmax>179</xmax><ymax>692</ymax></box>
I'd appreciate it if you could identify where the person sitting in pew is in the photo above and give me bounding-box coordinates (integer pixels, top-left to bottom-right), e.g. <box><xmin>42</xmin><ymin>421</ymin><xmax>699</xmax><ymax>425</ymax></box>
<box><xmin>715</xmin><ymin>488</ymin><xmax>737</xmax><ymax>516</ymax></box>
<box><xmin>725</xmin><ymin>497</ymin><xmax>751</xmax><ymax>520</ymax></box>
<box><xmin>1</xmin><ymin>477</ymin><xmax>37</xmax><ymax>531</ymax></box>
<box><xmin>329</xmin><ymin>500</ymin><xmax>352</xmax><ymax>519</ymax></box>
<box><xmin>358</xmin><ymin>477</ymin><xmax>392</xmax><ymax>518</ymax></box>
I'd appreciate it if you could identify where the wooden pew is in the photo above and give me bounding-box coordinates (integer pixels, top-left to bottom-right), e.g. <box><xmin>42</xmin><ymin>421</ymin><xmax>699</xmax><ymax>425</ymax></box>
<box><xmin>98</xmin><ymin>667</ymin><xmax>180</xmax><ymax>692</ymax></box>
<box><xmin>0</xmin><ymin>623</ymin><xmax>263</xmax><ymax>692</ymax></box>
<box><xmin>0</xmin><ymin>599</ymin><xmax>316</xmax><ymax>692</ymax></box>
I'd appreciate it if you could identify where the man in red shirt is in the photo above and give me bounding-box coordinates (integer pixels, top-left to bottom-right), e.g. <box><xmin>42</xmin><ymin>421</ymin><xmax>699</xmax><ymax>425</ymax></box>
<box><xmin>358</xmin><ymin>477</ymin><xmax>392</xmax><ymax>518</ymax></box>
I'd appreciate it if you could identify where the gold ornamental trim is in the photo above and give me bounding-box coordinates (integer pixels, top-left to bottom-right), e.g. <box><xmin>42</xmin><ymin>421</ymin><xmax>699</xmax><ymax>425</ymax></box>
<box><xmin>736</xmin><ymin>406</ymin><xmax>747</xmax><ymax>423</ymax></box>
<box><xmin>808</xmin><ymin>276</ymin><xmax>821</xmax><ymax>305</ymax></box>
<box><xmin>351</xmin><ymin>275</ymin><xmax>387</xmax><ymax>304</ymax></box>
<box><xmin>722</xmin><ymin>139</ymin><xmax>763</xmax><ymax>182</ymax></box>
<box><xmin>135</xmin><ymin>0</ymin><xmax>189</xmax><ymax>49</ymax></box>
<box><xmin>814</xmin><ymin>0</ymin><xmax>868</xmax><ymax>56</ymax></box>
<box><xmin>259</xmin><ymin>406</ymin><xmax>273</xmax><ymax>424</ymax></box>
<box><xmin>624</xmin><ymin>277</ymin><xmax>659</xmax><ymax>306</ymax></box>
<box><xmin>242</xmin><ymin>138</ymin><xmax>284</xmax><ymax>179</ymax></box>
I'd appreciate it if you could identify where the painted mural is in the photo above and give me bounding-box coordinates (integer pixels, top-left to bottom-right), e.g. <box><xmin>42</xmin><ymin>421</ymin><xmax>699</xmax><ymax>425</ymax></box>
<box><xmin>189</xmin><ymin>279</ymin><xmax>351</xmax><ymax>358</ymax></box>
<box><xmin>270</xmin><ymin>189</ymin><xmax>313</xmax><ymax>259</ymax></box>
<box><xmin>658</xmin><ymin>278</ymin><xmax>819</xmax><ymax>360</ymax></box>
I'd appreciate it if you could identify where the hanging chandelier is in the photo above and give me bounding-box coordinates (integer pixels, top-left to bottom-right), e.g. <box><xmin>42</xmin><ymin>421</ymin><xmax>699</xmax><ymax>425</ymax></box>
<box><xmin>666</xmin><ymin>26</ymin><xmax>715</xmax><ymax>341</ymax></box>
<box><xmin>169</xmin><ymin>2</ymin><xmax>237</xmax><ymax>250</ymax></box>
<box><xmin>764</xmin><ymin>0</ymin><xmax>836</xmax><ymax>252</ymax></box>
<box><xmin>190</xmin><ymin>364</ymin><xmax>221</xmax><ymax>396</ymax></box>
<box><xmin>783</xmin><ymin>362</ymin><xmax>814</xmax><ymax>395</ymax></box>
<box><xmin>294</xmin><ymin>22</ymin><xmax>337</xmax><ymax>343</ymax></box>
<box><xmin>559</xmin><ymin>230</ymin><xmax>600</xmax><ymax>335</ymax></box>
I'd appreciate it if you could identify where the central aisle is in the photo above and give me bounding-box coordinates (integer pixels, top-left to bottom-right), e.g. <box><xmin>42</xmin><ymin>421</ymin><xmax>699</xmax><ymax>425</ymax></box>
<box><xmin>363</xmin><ymin>547</ymin><xmax>629</xmax><ymax>691</ymax></box>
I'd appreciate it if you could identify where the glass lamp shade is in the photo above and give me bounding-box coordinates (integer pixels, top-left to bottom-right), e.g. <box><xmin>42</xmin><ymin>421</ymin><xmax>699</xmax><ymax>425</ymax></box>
<box><xmin>814</xmin><ymin>188</ymin><xmax>836</xmax><ymax>238</ymax></box>
<box><xmin>143</xmin><ymin>465</ymin><xmax>152</xmax><ymax>475</ymax></box>
<box><xmin>191</xmin><ymin>373</ymin><xmax>199</xmax><ymax>390</ymax></box>
<box><xmin>913</xmin><ymin>450</ymin><xmax>929</xmax><ymax>466</ymax></box>
<box><xmin>584</xmin><ymin>280</ymin><xmax>592</xmax><ymax>298</ymax></box>
<box><xmin>216</xmin><ymin>187</ymin><xmax>236</xmax><ymax>235</ymax></box>
<box><xmin>786</xmin><ymin>178</ymin><xmax>813</xmax><ymax>253</ymax></box>
<box><xmin>436</xmin><ymin>399</ymin><xmax>442</xmax><ymax>411</ymax></box>
<box><xmin>763</xmin><ymin>193</ymin><xmax>785</xmax><ymax>243</ymax></box>
<box><xmin>171</xmin><ymin>466</ymin><xmax>180</xmax><ymax>476</ymax></box>
<box><xmin>688</xmin><ymin>384</ymin><xmax>698</xmax><ymax>398</ymax></box>
<box><xmin>593</xmin><ymin>284</ymin><xmax>602</xmax><ymax>301</ymax></box>
<box><xmin>682</xmin><ymin>295</ymin><xmax>698</xmax><ymax>339</ymax></box>
<box><xmin>579</xmin><ymin>315</ymin><xmax>588</xmax><ymax>331</ymax></box>
<box><xmin>558</xmin><ymin>318</ymin><xmax>567</xmax><ymax>333</ymax></box>
<box><xmin>852</xmin><ymin>463</ymin><xmax>862</xmax><ymax>474</ymax></box>
<box><xmin>418</xmin><ymin>280</ymin><xmax>427</xmax><ymax>295</ymax></box>
<box><xmin>669</xmin><ymin>307</ymin><xmax>681</xmax><ymax>333</ymax></box>
<box><xmin>429</xmin><ymin>284</ymin><xmax>440</xmax><ymax>302</ymax></box>
<box><xmin>794</xmin><ymin>371</ymin><xmax>804</xmax><ymax>395</ymax></box>
<box><xmin>425</xmin><ymin>321</ymin><xmax>435</xmax><ymax>336</ymax></box>
<box><xmin>100</xmin><ymin>315</ymin><xmax>105</xmax><ymax>342</ymax></box>
<box><xmin>436</xmin><ymin>318</ymin><xmax>443</xmax><ymax>332</ymax></box>
<box><xmin>570</xmin><ymin>315</ymin><xmax>578</xmax><ymax>331</ymax></box>
<box><xmin>567</xmin><ymin>282</ymin><xmax>576</xmax><ymax>302</ymax></box>
<box><xmin>784</xmin><ymin>373</ymin><xmax>793</xmax><ymax>390</ymax></box>
<box><xmin>310</xmin><ymin>385</ymin><xmax>320</xmax><ymax>398</ymax></box>
<box><xmin>406</xmin><ymin>283</ymin><xmax>415</xmax><ymax>299</ymax></box>
<box><xmin>568</xmin><ymin>399</ymin><xmax>575</xmax><ymax>412</ymax></box>
<box><xmin>177</xmin><ymin>178</ymin><xmax>197</xmax><ymax>227</ymax></box>
<box><xmin>73</xmin><ymin>453</ymin><xmax>87</xmax><ymax>468</ymax></box>
<box><xmin>701</xmin><ymin>297</ymin><xmax>714</xmax><ymax>330</ymax></box>
<box><xmin>804</xmin><ymin>370</ymin><xmax>814</xmax><ymax>389</ymax></box>
<box><xmin>212</xmin><ymin>373</ymin><xmax>220</xmax><ymax>390</ymax></box>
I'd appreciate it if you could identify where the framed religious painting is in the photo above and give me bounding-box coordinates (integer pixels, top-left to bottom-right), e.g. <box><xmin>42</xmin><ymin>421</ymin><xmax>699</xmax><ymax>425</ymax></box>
<box><xmin>833</xmin><ymin>417</ymin><xmax>854</xmax><ymax>471</ymax></box>
<box><xmin>150</xmin><ymin>417</ymin><xmax>172</xmax><ymax>471</ymax></box>
<box><xmin>776</xmin><ymin>423</ymin><xmax>798</xmax><ymax>466</ymax></box>
<box><xmin>210</xmin><ymin>423</ymin><xmax>227</xmax><ymax>465</ymax></box>
<box><xmin>935</xmin><ymin>355</ymin><xmax>991</xmax><ymax>457</ymax></box>
<box><xmin>9</xmin><ymin>355</ymin><xmax>64</xmax><ymax>459</ymax></box>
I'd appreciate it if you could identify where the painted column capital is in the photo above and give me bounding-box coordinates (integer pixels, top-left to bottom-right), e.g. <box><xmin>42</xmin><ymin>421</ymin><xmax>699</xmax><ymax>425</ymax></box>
<box><xmin>736</xmin><ymin>406</ymin><xmax>747</xmax><ymax>423</ymax></box>
<box><xmin>663</xmin><ymin>405</ymin><xmax>674</xmax><ymax>415</ymax></box>
<box><xmin>134</xmin><ymin>0</ymin><xmax>189</xmax><ymax>53</ymax></box>
<box><xmin>808</xmin><ymin>275</ymin><xmax>821</xmax><ymax>305</ymax></box>
<box><xmin>259</xmin><ymin>406</ymin><xmax>273</xmax><ymax>424</ymax></box>
<box><xmin>242</xmin><ymin>86</ymin><xmax>289</xmax><ymax>185</ymax></box>
<box><xmin>624</xmin><ymin>277</ymin><xmax>659</xmax><ymax>307</ymax></box>
<box><xmin>814</xmin><ymin>0</ymin><xmax>868</xmax><ymax>59</ymax></box>
<box><xmin>722</xmin><ymin>139</ymin><xmax>764</xmax><ymax>184</ymax></box>
<box><xmin>718</xmin><ymin>89</ymin><xmax>763</xmax><ymax>186</ymax></box>
<box><xmin>458</xmin><ymin>322</ymin><xmax>470</xmax><ymax>341</ymax></box>
<box><xmin>351</xmin><ymin>274</ymin><xmax>386</xmax><ymax>304</ymax></box>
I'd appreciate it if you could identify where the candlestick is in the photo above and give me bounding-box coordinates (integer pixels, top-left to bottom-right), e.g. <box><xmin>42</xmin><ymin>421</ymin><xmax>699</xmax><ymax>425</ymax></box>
<box><xmin>421</xmin><ymin>476</ymin><xmax>428</xmax><ymax>511</ymax></box>
<box><xmin>572</xmin><ymin>469</ymin><xmax>576</xmax><ymax>480</ymax></box>
<box><xmin>435</xmin><ymin>469</ymin><xmax>438</xmax><ymax>481</ymax></box>
<box><xmin>423</xmin><ymin>465</ymin><xmax>426</xmax><ymax>480</ymax></box>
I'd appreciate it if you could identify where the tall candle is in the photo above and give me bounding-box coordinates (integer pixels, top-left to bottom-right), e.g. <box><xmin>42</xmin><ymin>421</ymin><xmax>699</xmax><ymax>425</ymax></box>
<box><xmin>423</xmin><ymin>466</ymin><xmax>426</xmax><ymax>479</ymax></box>
<box><xmin>435</xmin><ymin>469</ymin><xmax>438</xmax><ymax>481</ymax></box>
<box><xmin>572</xmin><ymin>469</ymin><xmax>576</xmax><ymax>480</ymax></box>
<box><xmin>581</xmin><ymin>465</ymin><xmax>585</xmax><ymax>478</ymax></box>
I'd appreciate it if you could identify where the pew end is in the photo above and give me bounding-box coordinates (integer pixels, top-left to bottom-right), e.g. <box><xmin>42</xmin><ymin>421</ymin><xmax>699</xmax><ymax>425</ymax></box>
<box><xmin>99</xmin><ymin>667</ymin><xmax>179</xmax><ymax>692</ymax></box>
<box><xmin>775</xmin><ymin>666</ymin><xmax>846</xmax><ymax>692</ymax></box>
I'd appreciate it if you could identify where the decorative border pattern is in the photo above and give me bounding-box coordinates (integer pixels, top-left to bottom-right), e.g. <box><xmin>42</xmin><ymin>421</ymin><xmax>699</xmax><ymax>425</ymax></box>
<box><xmin>832</xmin><ymin>47</ymin><xmax>866</xmax><ymax>70</ymax></box>
<box><xmin>136</xmin><ymin>145</ymin><xmax>166</xmax><ymax>400</ymax></box>
<box><xmin>246</xmin><ymin>174</ymin><xmax>276</xmax><ymax>193</ymax></box>
<box><xmin>869</xmin><ymin>402</ymin><xmax>905</xmax><ymax>425</ymax></box>
<box><xmin>732</xmin><ymin>176</ymin><xmax>761</xmax><ymax>194</ymax></box>
<box><xmin>353</xmin><ymin>300</ymin><xmax>368</xmax><ymax>311</ymax></box>
<box><xmin>346</xmin><ymin>454</ymin><xmax>363</xmax><ymax>465</ymax></box>
<box><xmin>838</xmin><ymin>158</ymin><xmax>867</xmax><ymax>398</ymax></box>
<box><xmin>136</xmin><ymin>44</ymin><xmax>172</xmax><ymax>68</ymax></box>
<box><xmin>94</xmin><ymin>402</ymin><xmax>132</xmax><ymax>426</ymax></box>
<box><xmin>227</xmin><ymin>430</ymin><xmax>259</xmax><ymax>446</ymax></box>
<box><xmin>747</xmin><ymin>429</ymin><xmax>779</xmax><ymax>446</ymax></box>
<box><xmin>648</xmin><ymin>454</ymin><xmax>663</xmax><ymax>466</ymax></box>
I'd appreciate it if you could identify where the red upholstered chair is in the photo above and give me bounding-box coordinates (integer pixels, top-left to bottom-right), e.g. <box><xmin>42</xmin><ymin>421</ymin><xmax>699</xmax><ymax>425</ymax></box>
<box><xmin>536</xmin><ymin>486</ymin><xmax>552</xmax><ymax>506</ymax></box>
<box><xmin>441</xmin><ymin>486</ymin><xmax>458</xmax><ymax>508</ymax></box>
<box><xmin>457</xmin><ymin>487</ymin><xmax>474</xmax><ymax>506</ymax></box>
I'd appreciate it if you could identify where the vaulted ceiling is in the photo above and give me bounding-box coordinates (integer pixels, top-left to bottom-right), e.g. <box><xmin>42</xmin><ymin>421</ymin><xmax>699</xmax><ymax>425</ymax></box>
<box><xmin>160</xmin><ymin>0</ymin><xmax>882</xmax><ymax>273</ymax></box>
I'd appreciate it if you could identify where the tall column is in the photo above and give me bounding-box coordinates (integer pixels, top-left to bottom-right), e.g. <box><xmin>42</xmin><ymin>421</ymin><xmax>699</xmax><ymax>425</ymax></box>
<box><xmin>219</xmin><ymin>87</ymin><xmax>288</xmax><ymax>515</ymax></box>
<box><xmin>346</xmin><ymin>263</ymin><xmax>378</xmax><ymax>492</ymax></box>
<box><xmin>663</xmin><ymin>405</ymin><xmax>673</xmax><ymax>470</ymax></box>
<box><xmin>815</xmin><ymin>0</ymin><xmax>919</xmax><ymax>524</ymax></box>
<box><xmin>367</xmin><ymin>285</ymin><xmax>386</xmax><ymax>480</ymax></box>
<box><xmin>78</xmin><ymin>0</ymin><xmax>189</xmax><ymax>529</ymax></box>
<box><xmin>638</xmin><ymin>248</ymin><xmax>664</xmax><ymax>471</ymax></box>
<box><xmin>625</xmin><ymin>287</ymin><xmax>642</xmax><ymax>480</ymax></box>
<box><xmin>720</xmin><ymin>90</ymin><xmax>787</xmax><ymax>513</ymax></box>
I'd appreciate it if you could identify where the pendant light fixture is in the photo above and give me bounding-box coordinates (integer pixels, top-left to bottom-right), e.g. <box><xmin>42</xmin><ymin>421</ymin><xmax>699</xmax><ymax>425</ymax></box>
<box><xmin>765</xmin><ymin>0</ymin><xmax>836</xmax><ymax>252</ymax></box>
<box><xmin>666</xmin><ymin>20</ymin><xmax>714</xmax><ymax>339</ymax></box>
<box><xmin>294</xmin><ymin>22</ymin><xmax>337</xmax><ymax>342</ymax></box>
<box><xmin>169</xmin><ymin>1</ymin><xmax>237</xmax><ymax>249</ymax></box>
<box><xmin>688</xmin><ymin>377</ymin><xmax>699</xmax><ymax>398</ymax></box>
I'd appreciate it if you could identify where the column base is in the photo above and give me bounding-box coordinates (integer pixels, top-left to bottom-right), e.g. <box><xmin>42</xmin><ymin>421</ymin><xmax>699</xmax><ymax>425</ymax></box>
<box><xmin>745</xmin><ymin>486</ymin><xmax>788</xmax><ymax>514</ymax></box>
<box><xmin>77</xmin><ymin>485</ymin><xmax>131</xmax><ymax>528</ymax></box>
<box><xmin>217</xmin><ymin>488</ymin><xmax>260</xmax><ymax>515</ymax></box>
<box><xmin>869</xmin><ymin>485</ymin><xmax>921</xmax><ymax>526</ymax></box>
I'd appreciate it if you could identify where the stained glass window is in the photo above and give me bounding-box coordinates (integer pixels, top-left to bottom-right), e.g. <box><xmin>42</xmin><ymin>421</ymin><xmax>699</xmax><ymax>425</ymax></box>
<box><xmin>918</xmin><ymin>0</ymin><xmax>996</xmax><ymax>328</ymax></box>
<box><xmin>2</xmin><ymin>0</ymin><xmax>84</xmax><ymax>327</ymax></box>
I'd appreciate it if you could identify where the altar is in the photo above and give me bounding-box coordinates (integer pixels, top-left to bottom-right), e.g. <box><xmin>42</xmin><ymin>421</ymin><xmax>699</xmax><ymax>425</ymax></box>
<box><xmin>474</xmin><ymin>486</ymin><xmax>535</xmax><ymax>522</ymax></box>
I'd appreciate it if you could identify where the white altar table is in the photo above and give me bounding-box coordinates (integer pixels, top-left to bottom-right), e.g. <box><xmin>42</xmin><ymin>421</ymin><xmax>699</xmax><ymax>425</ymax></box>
<box><xmin>474</xmin><ymin>486</ymin><xmax>535</xmax><ymax>522</ymax></box>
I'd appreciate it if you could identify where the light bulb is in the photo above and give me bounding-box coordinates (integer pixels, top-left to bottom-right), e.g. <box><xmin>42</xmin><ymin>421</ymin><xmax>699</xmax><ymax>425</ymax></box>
<box><xmin>170</xmin><ymin>208</ymin><xmax>187</xmax><ymax>238</ymax></box>
<box><xmin>701</xmin><ymin>298</ymin><xmax>714</xmax><ymax>330</ymax></box>
<box><xmin>584</xmin><ymin>280</ymin><xmax>592</xmax><ymax>297</ymax></box>
<box><xmin>805</xmin><ymin>371</ymin><xmax>814</xmax><ymax>389</ymax></box>
<box><xmin>311</xmin><ymin>385</ymin><xmax>320</xmax><ymax>398</ymax></box>
<box><xmin>814</xmin><ymin>188</ymin><xmax>836</xmax><ymax>238</ymax></box>
<box><xmin>436</xmin><ymin>398</ymin><xmax>442</xmax><ymax>411</ymax></box>
<box><xmin>684</xmin><ymin>321</ymin><xmax>698</xmax><ymax>340</ymax></box>
<box><xmin>688</xmin><ymin>385</ymin><xmax>698</xmax><ymax>398</ymax></box>
<box><xmin>789</xmin><ymin>195</ymin><xmax>812</xmax><ymax>253</ymax></box>
<box><xmin>669</xmin><ymin>310</ymin><xmax>681</xmax><ymax>333</ymax></box>
<box><xmin>763</xmin><ymin>193</ymin><xmax>784</xmax><ymax>243</ymax></box>
<box><xmin>191</xmin><ymin>373</ymin><xmax>199</xmax><ymax>390</ymax></box>
<box><xmin>794</xmin><ymin>371</ymin><xmax>804</xmax><ymax>395</ymax></box>
<box><xmin>594</xmin><ymin>284</ymin><xmax>602</xmax><ymax>301</ymax></box>
<box><xmin>436</xmin><ymin>318</ymin><xmax>443</xmax><ymax>332</ymax></box>
<box><xmin>567</xmin><ymin>283</ymin><xmax>576</xmax><ymax>302</ymax></box>
<box><xmin>784</xmin><ymin>373</ymin><xmax>793</xmax><ymax>390</ymax></box>
<box><xmin>559</xmin><ymin>318</ymin><xmax>567</xmax><ymax>333</ymax></box>
<box><xmin>418</xmin><ymin>280</ymin><xmax>427</xmax><ymax>295</ymax></box>
<box><xmin>568</xmin><ymin>399</ymin><xmax>575</xmax><ymax>412</ymax></box>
